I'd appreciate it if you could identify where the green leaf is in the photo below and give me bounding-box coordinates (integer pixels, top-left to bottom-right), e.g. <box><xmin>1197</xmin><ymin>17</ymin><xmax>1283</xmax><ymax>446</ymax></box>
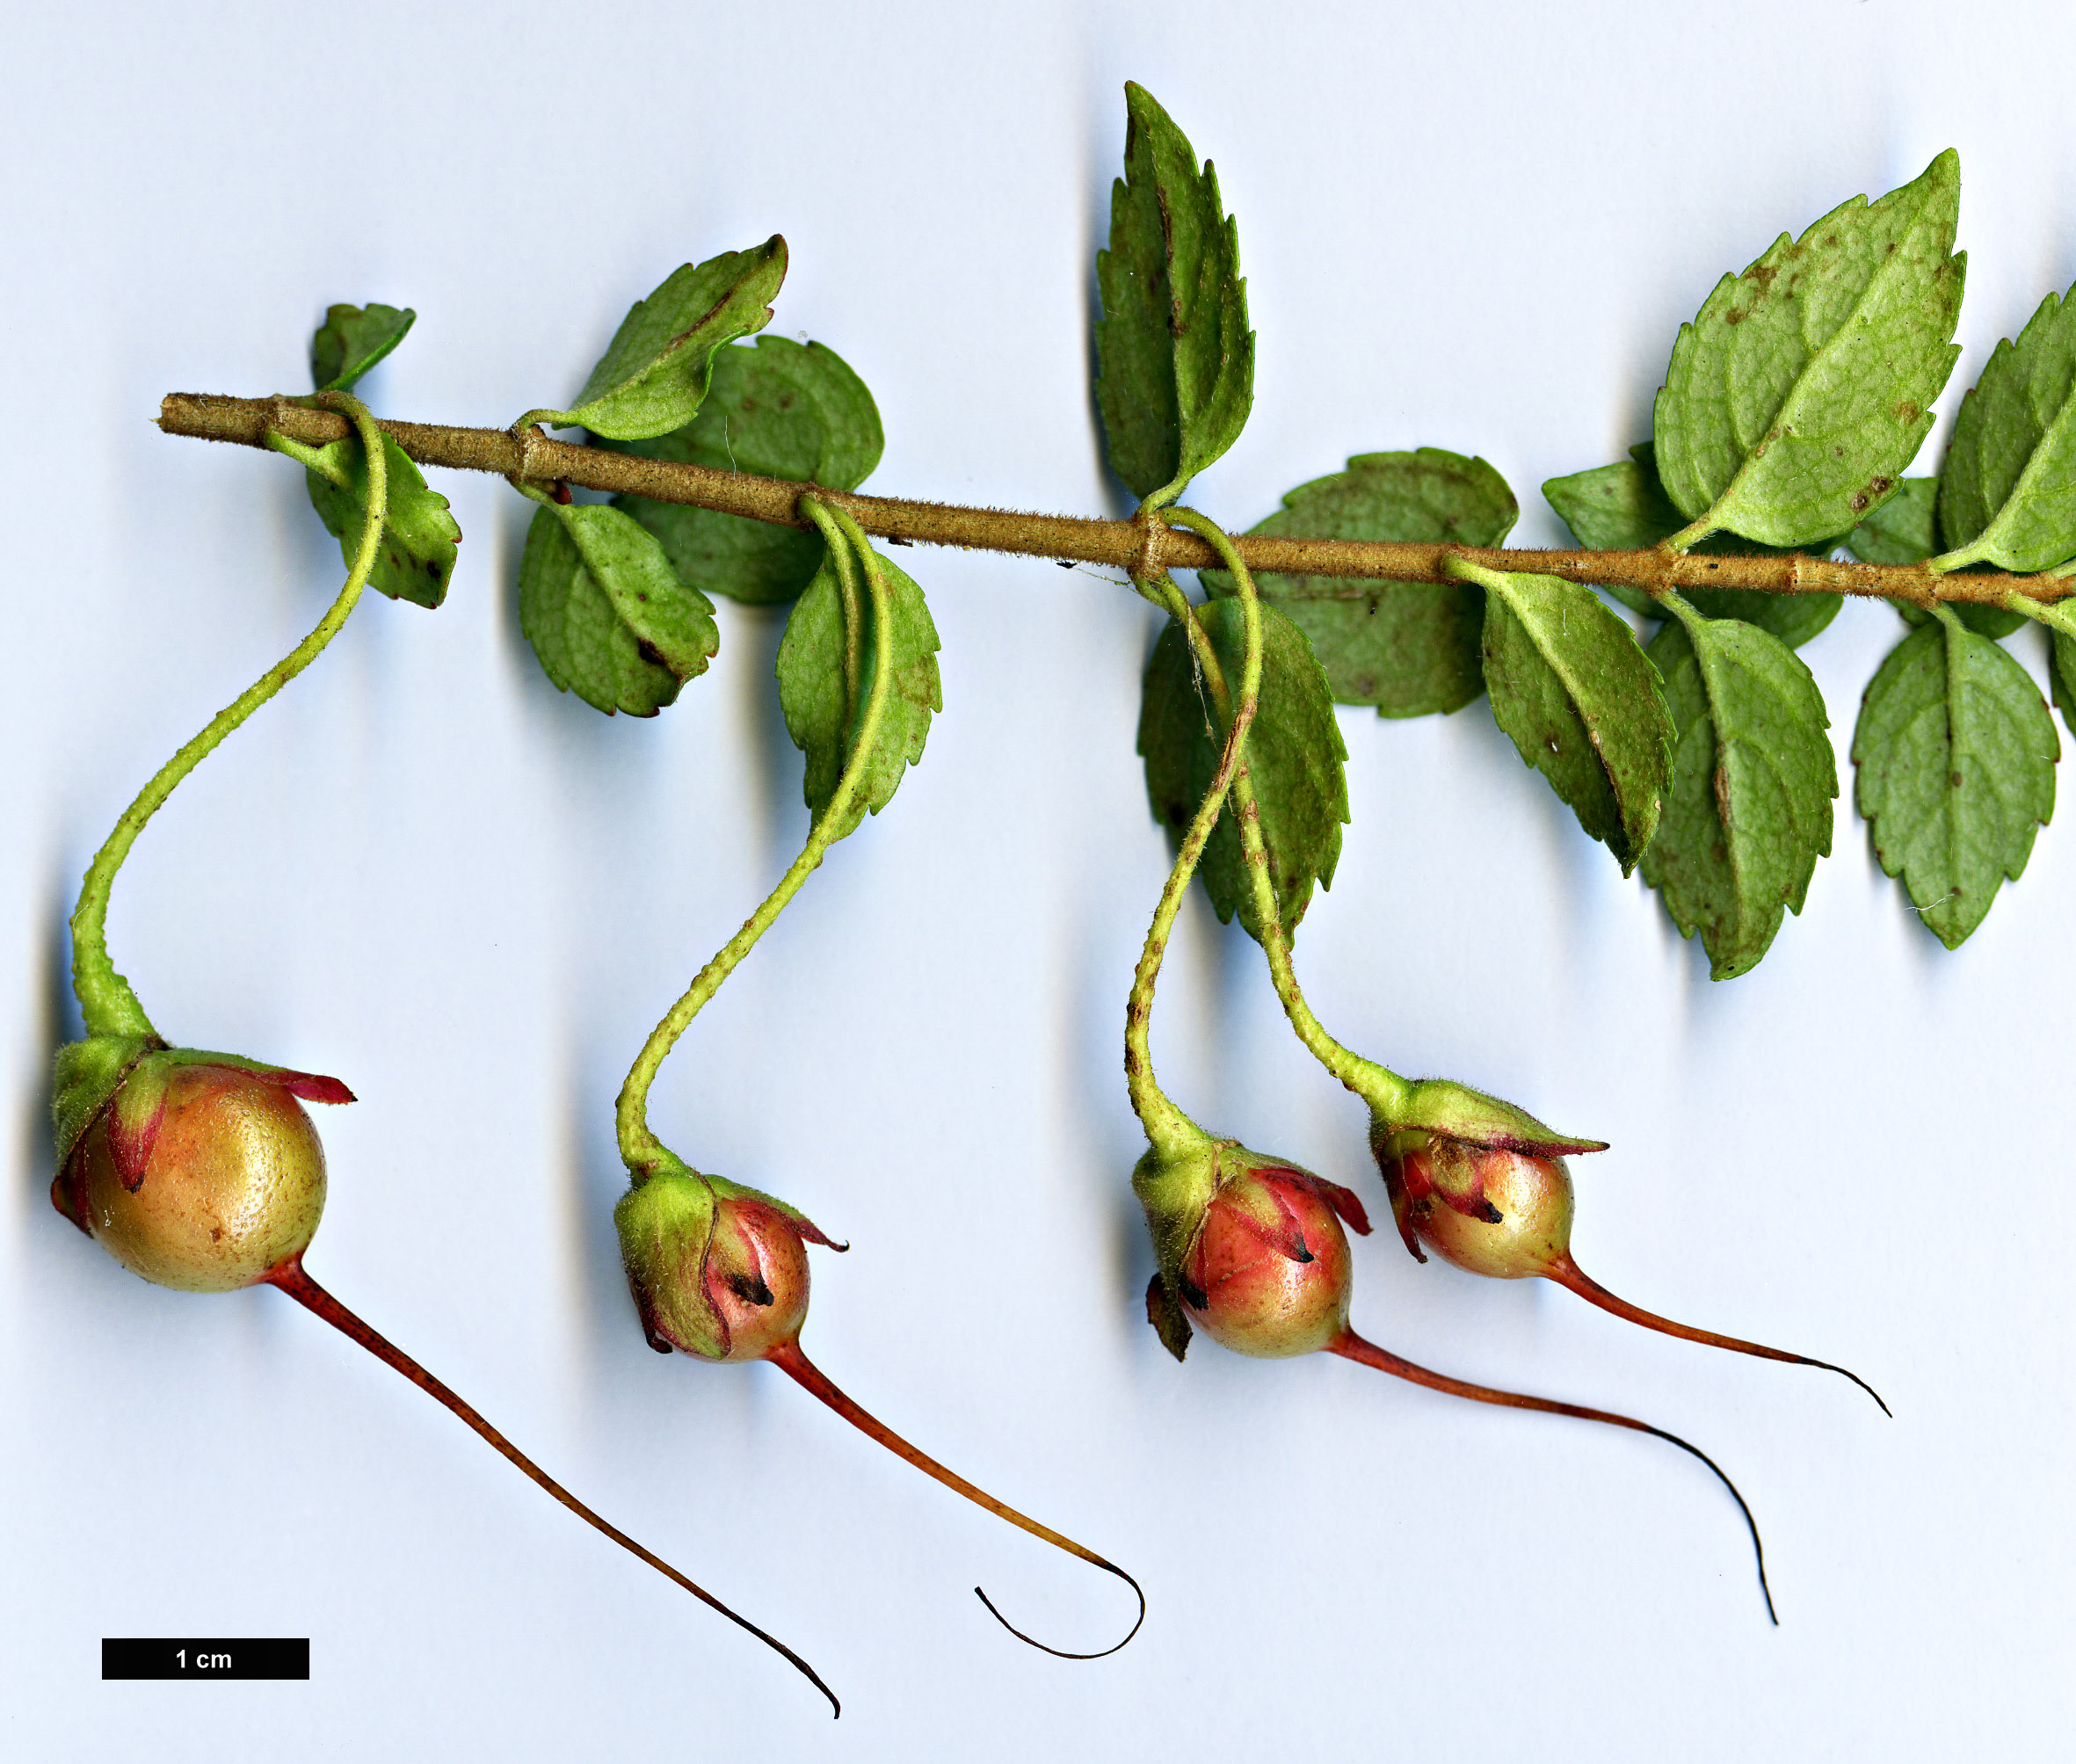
<box><xmin>1542</xmin><ymin>444</ymin><xmax>1843</xmax><ymax>646</ymax></box>
<box><xmin>1477</xmin><ymin>570</ymin><xmax>1673</xmax><ymax>872</ymax></box>
<box><xmin>302</xmin><ymin>436</ymin><xmax>460</xmax><ymax>609</ymax></box>
<box><xmin>2051</xmin><ymin>628</ymin><xmax>2076</xmax><ymax>734</ymax></box>
<box><xmin>1094</xmin><ymin>82</ymin><xmax>1252</xmax><ymax>505</ymax></box>
<box><xmin>610</xmin><ymin>337</ymin><xmax>882</xmax><ymax>605</ymax></box>
<box><xmin>1138</xmin><ymin>598</ymin><xmax>1348</xmax><ymax>943</ymax></box>
<box><xmin>1542</xmin><ymin>453</ymin><xmax>1685</xmax><ymax>564</ymax></box>
<box><xmin>1654</xmin><ymin>151</ymin><xmax>1964</xmax><ymax>548</ymax></box>
<box><xmin>1203</xmin><ymin>449</ymin><xmax>1514</xmax><ymax>715</ymax></box>
<box><xmin>1847</xmin><ymin>475</ymin><xmax>1939</xmax><ymax>565</ymax></box>
<box><xmin>296</xmin><ymin>301</ymin><xmax>458</xmax><ymax>607</ymax></box>
<box><xmin>51</xmin><ymin>1034</ymin><xmax>156</xmax><ymax>1174</ymax></box>
<box><xmin>518</xmin><ymin>503</ymin><xmax>718</xmax><ymax>716</ymax></box>
<box><xmin>1849</xmin><ymin>475</ymin><xmax>2026</xmax><ymax>637</ymax></box>
<box><xmin>775</xmin><ymin>537</ymin><xmax>940</xmax><ymax>840</ymax></box>
<box><xmin>1852</xmin><ymin>620</ymin><xmax>2058</xmax><ymax>947</ymax></box>
<box><xmin>1639</xmin><ymin>610</ymin><xmax>1837</xmax><ymax>978</ymax></box>
<box><xmin>311</xmin><ymin>302</ymin><xmax>414</xmax><ymax>393</ymax></box>
<box><xmin>1939</xmin><ymin>280</ymin><xmax>2076</xmax><ymax>573</ymax></box>
<box><xmin>1900</xmin><ymin>599</ymin><xmax>2033</xmax><ymax>648</ymax></box>
<box><xmin>554</xmin><ymin>239</ymin><xmax>788</xmax><ymax>441</ymax></box>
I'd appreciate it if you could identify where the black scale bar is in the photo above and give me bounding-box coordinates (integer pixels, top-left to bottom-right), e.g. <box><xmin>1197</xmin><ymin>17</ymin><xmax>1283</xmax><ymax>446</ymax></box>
<box><xmin>102</xmin><ymin>1638</ymin><xmax>308</xmax><ymax>1681</ymax></box>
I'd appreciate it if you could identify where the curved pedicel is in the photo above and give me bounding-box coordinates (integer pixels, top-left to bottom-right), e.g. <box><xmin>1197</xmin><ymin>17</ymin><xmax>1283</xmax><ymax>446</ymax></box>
<box><xmin>50</xmin><ymin>401</ymin><xmax>835</xmax><ymax>1715</ymax></box>
<box><xmin>1141</xmin><ymin>1150</ymin><xmax>1777</xmax><ymax>1621</ymax></box>
<box><xmin>620</xmin><ymin>1180</ymin><xmax>1145</xmax><ymax>1659</ymax></box>
<box><xmin>612</xmin><ymin>501</ymin><xmax>1145</xmax><ymax>1665</ymax></box>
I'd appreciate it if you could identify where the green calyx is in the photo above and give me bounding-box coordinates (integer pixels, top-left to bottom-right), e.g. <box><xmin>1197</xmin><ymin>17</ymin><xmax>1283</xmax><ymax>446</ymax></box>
<box><xmin>1130</xmin><ymin>1128</ymin><xmax>1223</xmax><ymax>1302</ymax></box>
<box><xmin>614</xmin><ymin>1163</ymin><xmax>730</xmax><ymax>1359</ymax></box>
<box><xmin>51</xmin><ymin>1041</ymin><xmax>356</xmax><ymax>1186</ymax></box>
<box><xmin>51</xmin><ymin>1034</ymin><xmax>163</xmax><ymax>1177</ymax></box>
<box><xmin>613</xmin><ymin>1158</ymin><xmax>830</xmax><ymax>1361</ymax></box>
<box><xmin>1367</xmin><ymin>1077</ymin><xmax>1606</xmax><ymax>1164</ymax></box>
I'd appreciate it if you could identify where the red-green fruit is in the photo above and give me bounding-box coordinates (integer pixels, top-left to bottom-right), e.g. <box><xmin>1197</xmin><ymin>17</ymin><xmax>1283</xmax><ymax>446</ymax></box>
<box><xmin>1382</xmin><ymin>1136</ymin><xmax>1572</xmax><ymax>1279</ymax></box>
<box><xmin>53</xmin><ymin>1063</ymin><xmax>328</xmax><ymax>1292</ymax></box>
<box><xmin>700</xmin><ymin>1199</ymin><xmax>813</xmax><ymax>1363</ymax></box>
<box><xmin>616</xmin><ymin>1168</ymin><xmax>837</xmax><ymax>1363</ymax></box>
<box><xmin>1181</xmin><ymin>1165</ymin><xmax>1357</xmax><ymax>1359</ymax></box>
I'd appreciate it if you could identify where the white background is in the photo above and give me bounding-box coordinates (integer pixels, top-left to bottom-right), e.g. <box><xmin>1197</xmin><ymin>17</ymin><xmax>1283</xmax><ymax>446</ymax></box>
<box><xmin>5</xmin><ymin>2</ymin><xmax>2072</xmax><ymax>1757</ymax></box>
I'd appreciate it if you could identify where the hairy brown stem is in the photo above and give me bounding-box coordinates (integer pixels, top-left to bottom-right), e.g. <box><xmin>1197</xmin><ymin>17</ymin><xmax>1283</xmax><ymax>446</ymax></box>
<box><xmin>266</xmin><ymin>1259</ymin><xmax>840</xmax><ymax>1717</ymax></box>
<box><xmin>1327</xmin><ymin>1328</ymin><xmax>1775</xmax><ymax>1623</ymax></box>
<box><xmin>1550</xmin><ymin>1258</ymin><xmax>1890</xmax><ymax>1417</ymax></box>
<box><xmin>159</xmin><ymin>392</ymin><xmax>2065</xmax><ymax>609</ymax></box>
<box><xmin>763</xmin><ymin>1336</ymin><xmax>1145</xmax><ymax>1659</ymax></box>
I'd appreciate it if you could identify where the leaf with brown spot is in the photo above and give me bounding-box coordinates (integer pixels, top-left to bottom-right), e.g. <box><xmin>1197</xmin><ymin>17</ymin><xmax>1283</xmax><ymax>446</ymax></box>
<box><xmin>1138</xmin><ymin>599</ymin><xmax>1347</xmax><ymax>944</ymax></box>
<box><xmin>1542</xmin><ymin>443</ymin><xmax>1844</xmax><ymax>646</ymax></box>
<box><xmin>1938</xmin><ymin>279</ymin><xmax>2076</xmax><ymax>573</ymax></box>
<box><xmin>1203</xmin><ymin>449</ymin><xmax>1516</xmax><ymax>713</ymax></box>
<box><xmin>1655</xmin><ymin>151</ymin><xmax>1964</xmax><ymax>548</ymax></box>
<box><xmin>775</xmin><ymin>536</ymin><xmax>941</xmax><ymax>841</ymax></box>
<box><xmin>548</xmin><ymin>240</ymin><xmax>788</xmax><ymax>442</ymax></box>
<box><xmin>1094</xmin><ymin>83</ymin><xmax>1253</xmax><ymax>505</ymax></box>
<box><xmin>1848</xmin><ymin>475</ymin><xmax>2026</xmax><ymax>636</ymax></box>
<box><xmin>518</xmin><ymin>504</ymin><xmax>718</xmax><ymax>716</ymax></box>
<box><xmin>1640</xmin><ymin>608</ymin><xmax>1836</xmax><ymax>978</ymax></box>
<box><xmin>301</xmin><ymin>435</ymin><xmax>460</xmax><ymax>610</ymax></box>
<box><xmin>1853</xmin><ymin>619</ymin><xmax>2058</xmax><ymax>947</ymax></box>
<box><xmin>298</xmin><ymin>301</ymin><xmax>459</xmax><ymax>608</ymax></box>
<box><xmin>606</xmin><ymin>336</ymin><xmax>883</xmax><ymax>605</ymax></box>
<box><xmin>1478</xmin><ymin>569</ymin><xmax>1673</xmax><ymax>873</ymax></box>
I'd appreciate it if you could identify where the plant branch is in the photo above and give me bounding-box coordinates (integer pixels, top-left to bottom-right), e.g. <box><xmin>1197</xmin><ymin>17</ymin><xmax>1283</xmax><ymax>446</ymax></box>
<box><xmin>159</xmin><ymin>393</ymin><xmax>2072</xmax><ymax>607</ymax></box>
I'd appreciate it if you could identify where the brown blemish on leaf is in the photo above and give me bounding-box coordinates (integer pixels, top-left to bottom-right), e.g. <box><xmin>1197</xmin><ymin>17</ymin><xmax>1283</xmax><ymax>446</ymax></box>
<box><xmin>1895</xmin><ymin>401</ymin><xmax>1920</xmax><ymax>424</ymax></box>
<box><xmin>1854</xmin><ymin>473</ymin><xmax>1896</xmax><ymax>512</ymax></box>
